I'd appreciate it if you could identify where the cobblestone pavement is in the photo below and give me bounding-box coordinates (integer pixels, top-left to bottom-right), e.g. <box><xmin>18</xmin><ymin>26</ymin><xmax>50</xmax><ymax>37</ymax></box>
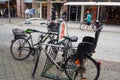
<box><xmin>0</xmin><ymin>18</ymin><xmax>120</xmax><ymax>80</ymax></box>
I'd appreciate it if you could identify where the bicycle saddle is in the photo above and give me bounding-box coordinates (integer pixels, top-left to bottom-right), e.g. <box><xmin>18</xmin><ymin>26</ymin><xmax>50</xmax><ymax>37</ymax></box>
<box><xmin>63</xmin><ymin>36</ymin><xmax>78</xmax><ymax>42</ymax></box>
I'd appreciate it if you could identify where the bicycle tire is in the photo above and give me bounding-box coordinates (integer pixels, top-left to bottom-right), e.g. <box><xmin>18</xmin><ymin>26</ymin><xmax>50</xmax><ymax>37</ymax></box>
<box><xmin>79</xmin><ymin>23</ymin><xmax>86</xmax><ymax>31</ymax></box>
<box><xmin>32</xmin><ymin>48</ymin><xmax>41</xmax><ymax>77</ymax></box>
<box><xmin>64</xmin><ymin>55</ymin><xmax>100</xmax><ymax>80</ymax></box>
<box><xmin>10</xmin><ymin>37</ymin><xmax>31</xmax><ymax>60</ymax></box>
<box><xmin>32</xmin><ymin>39</ymin><xmax>58</xmax><ymax>77</ymax></box>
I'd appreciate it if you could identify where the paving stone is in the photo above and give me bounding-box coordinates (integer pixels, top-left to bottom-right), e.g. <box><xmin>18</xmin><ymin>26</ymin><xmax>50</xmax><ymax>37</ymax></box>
<box><xmin>0</xmin><ymin>18</ymin><xmax>120</xmax><ymax>80</ymax></box>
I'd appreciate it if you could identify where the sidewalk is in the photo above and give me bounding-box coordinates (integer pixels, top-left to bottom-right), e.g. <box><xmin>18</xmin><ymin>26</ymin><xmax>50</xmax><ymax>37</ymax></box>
<box><xmin>0</xmin><ymin>18</ymin><xmax>120</xmax><ymax>80</ymax></box>
<box><xmin>1</xmin><ymin>17</ymin><xmax>120</xmax><ymax>33</ymax></box>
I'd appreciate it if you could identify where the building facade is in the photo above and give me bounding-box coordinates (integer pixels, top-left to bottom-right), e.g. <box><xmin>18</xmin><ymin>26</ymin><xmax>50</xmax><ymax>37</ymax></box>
<box><xmin>66</xmin><ymin>0</ymin><xmax>120</xmax><ymax>24</ymax></box>
<box><xmin>0</xmin><ymin>0</ymin><xmax>120</xmax><ymax>24</ymax></box>
<box><xmin>16</xmin><ymin>0</ymin><xmax>67</xmax><ymax>19</ymax></box>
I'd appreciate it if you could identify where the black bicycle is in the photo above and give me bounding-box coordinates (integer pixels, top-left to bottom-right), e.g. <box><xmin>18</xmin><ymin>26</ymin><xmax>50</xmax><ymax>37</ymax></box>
<box><xmin>32</xmin><ymin>24</ymin><xmax>102</xmax><ymax>80</ymax></box>
<box><xmin>31</xmin><ymin>33</ymin><xmax>78</xmax><ymax>78</ymax></box>
<box><xmin>64</xmin><ymin>25</ymin><xmax>103</xmax><ymax>80</ymax></box>
<box><xmin>10</xmin><ymin>28</ymin><xmax>58</xmax><ymax>60</ymax></box>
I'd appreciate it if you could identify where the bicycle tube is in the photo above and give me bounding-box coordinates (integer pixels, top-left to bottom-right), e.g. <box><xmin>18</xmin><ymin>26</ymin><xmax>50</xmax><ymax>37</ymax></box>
<box><xmin>10</xmin><ymin>37</ymin><xmax>31</xmax><ymax>60</ymax></box>
<box><xmin>64</xmin><ymin>55</ymin><xmax>100</xmax><ymax>80</ymax></box>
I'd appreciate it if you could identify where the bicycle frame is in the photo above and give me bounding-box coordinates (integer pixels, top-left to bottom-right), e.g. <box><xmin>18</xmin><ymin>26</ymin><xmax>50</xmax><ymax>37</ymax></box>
<box><xmin>25</xmin><ymin>31</ymin><xmax>58</xmax><ymax>49</ymax></box>
<box><xmin>41</xmin><ymin>37</ymin><xmax>75</xmax><ymax>69</ymax></box>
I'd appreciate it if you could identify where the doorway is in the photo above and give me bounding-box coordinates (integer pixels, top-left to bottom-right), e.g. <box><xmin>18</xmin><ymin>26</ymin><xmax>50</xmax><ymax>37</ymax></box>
<box><xmin>42</xmin><ymin>3</ymin><xmax>47</xmax><ymax>19</ymax></box>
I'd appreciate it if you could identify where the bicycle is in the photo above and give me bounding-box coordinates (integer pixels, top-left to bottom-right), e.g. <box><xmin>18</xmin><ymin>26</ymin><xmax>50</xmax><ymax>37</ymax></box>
<box><xmin>30</xmin><ymin>29</ymin><xmax>78</xmax><ymax>78</ymax></box>
<box><xmin>31</xmin><ymin>20</ymin><xmax>77</xmax><ymax>77</ymax></box>
<box><xmin>64</xmin><ymin>25</ymin><xmax>103</xmax><ymax>80</ymax></box>
<box><xmin>32</xmin><ymin>24</ymin><xmax>102</xmax><ymax>80</ymax></box>
<box><xmin>79</xmin><ymin>20</ymin><xmax>100</xmax><ymax>32</ymax></box>
<box><xmin>10</xmin><ymin>28</ymin><xmax>58</xmax><ymax>60</ymax></box>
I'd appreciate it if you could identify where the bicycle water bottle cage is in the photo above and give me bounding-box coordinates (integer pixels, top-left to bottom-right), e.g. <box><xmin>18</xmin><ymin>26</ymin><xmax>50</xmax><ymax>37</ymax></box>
<box><xmin>12</xmin><ymin>29</ymin><xmax>27</xmax><ymax>39</ymax></box>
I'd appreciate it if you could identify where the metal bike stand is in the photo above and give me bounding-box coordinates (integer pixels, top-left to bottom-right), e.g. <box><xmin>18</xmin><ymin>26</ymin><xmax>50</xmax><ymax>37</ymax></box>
<box><xmin>41</xmin><ymin>49</ymin><xmax>69</xmax><ymax>80</ymax></box>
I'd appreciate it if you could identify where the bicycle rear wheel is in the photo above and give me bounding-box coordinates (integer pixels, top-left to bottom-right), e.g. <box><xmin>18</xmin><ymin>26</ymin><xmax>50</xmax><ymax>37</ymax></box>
<box><xmin>79</xmin><ymin>23</ymin><xmax>86</xmax><ymax>31</ymax></box>
<box><xmin>64</xmin><ymin>55</ymin><xmax>100</xmax><ymax>80</ymax></box>
<box><xmin>10</xmin><ymin>37</ymin><xmax>31</xmax><ymax>60</ymax></box>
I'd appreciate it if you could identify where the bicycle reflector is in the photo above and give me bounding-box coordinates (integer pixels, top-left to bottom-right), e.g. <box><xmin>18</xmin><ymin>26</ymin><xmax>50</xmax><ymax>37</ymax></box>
<box><xmin>98</xmin><ymin>61</ymin><xmax>101</xmax><ymax>65</ymax></box>
<box><xmin>75</xmin><ymin>59</ymin><xmax>80</xmax><ymax>66</ymax></box>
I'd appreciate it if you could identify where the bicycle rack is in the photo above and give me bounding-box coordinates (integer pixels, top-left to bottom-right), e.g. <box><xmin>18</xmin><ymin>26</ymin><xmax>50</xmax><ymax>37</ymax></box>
<box><xmin>41</xmin><ymin>20</ymin><xmax>69</xmax><ymax>80</ymax></box>
<box><xmin>41</xmin><ymin>50</ymin><xmax>69</xmax><ymax>80</ymax></box>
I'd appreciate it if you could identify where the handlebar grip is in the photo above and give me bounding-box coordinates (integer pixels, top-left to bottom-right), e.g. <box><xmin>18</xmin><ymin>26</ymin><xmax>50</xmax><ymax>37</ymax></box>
<box><xmin>27</xmin><ymin>29</ymin><xmax>39</xmax><ymax>32</ymax></box>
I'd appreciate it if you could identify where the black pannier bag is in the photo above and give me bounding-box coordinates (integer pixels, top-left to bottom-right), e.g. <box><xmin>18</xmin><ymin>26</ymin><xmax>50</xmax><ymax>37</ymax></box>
<box><xmin>47</xmin><ymin>22</ymin><xmax>60</xmax><ymax>32</ymax></box>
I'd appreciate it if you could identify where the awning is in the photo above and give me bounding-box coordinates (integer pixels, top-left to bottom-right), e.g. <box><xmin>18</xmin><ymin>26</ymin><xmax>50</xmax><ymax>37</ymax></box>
<box><xmin>97</xmin><ymin>2</ymin><xmax>120</xmax><ymax>6</ymax></box>
<box><xmin>24</xmin><ymin>0</ymin><xmax>32</xmax><ymax>3</ymax></box>
<box><xmin>64</xmin><ymin>2</ymin><xmax>120</xmax><ymax>6</ymax></box>
<box><xmin>64</xmin><ymin>2</ymin><xmax>97</xmax><ymax>6</ymax></box>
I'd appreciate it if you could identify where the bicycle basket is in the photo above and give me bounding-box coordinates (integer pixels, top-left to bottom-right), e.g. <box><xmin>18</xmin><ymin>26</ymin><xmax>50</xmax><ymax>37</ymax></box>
<box><xmin>12</xmin><ymin>29</ymin><xmax>27</xmax><ymax>38</ymax></box>
<box><xmin>47</xmin><ymin>22</ymin><xmax>59</xmax><ymax>32</ymax></box>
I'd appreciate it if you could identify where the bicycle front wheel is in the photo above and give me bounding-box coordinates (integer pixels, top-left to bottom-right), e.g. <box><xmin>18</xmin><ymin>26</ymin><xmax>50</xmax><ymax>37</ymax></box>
<box><xmin>10</xmin><ymin>37</ymin><xmax>31</xmax><ymax>60</ymax></box>
<box><xmin>79</xmin><ymin>23</ymin><xmax>86</xmax><ymax>31</ymax></box>
<box><xmin>32</xmin><ymin>48</ymin><xmax>41</xmax><ymax>77</ymax></box>
<box><xmin>64</xmin><ymin>55</ymin><xmax>100</xmax><ymax>80</ymax></box>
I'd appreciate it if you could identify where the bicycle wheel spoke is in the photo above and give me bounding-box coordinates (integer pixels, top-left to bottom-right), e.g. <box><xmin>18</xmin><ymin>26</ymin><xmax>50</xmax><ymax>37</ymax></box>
<box><xmin>10</xmin><ymin>37</ymin><xmax>31</xmax><ymax>60</ymax></box>
<box><xmin>65</xmin><ymin>56</ymin><xmax>100</xmax><ymax>80</ymax></box>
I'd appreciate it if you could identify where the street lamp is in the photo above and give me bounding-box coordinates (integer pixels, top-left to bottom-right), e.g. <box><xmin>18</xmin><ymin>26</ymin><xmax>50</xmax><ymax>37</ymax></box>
<box><xmin>8</xmin><ymin>0</ymin><xmax>11</xmax><ymax>23</ymax></box>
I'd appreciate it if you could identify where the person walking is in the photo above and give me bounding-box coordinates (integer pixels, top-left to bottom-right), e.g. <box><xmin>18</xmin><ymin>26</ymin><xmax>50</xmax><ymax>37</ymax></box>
<box><xmin>85</xmin><ymin>10</ymin><xmax>92</xmax><ymax>30</ymax></box>
<box><xmin>62</xmin><ymin>11</ymin><xmax>66</xmax><ymax>21</ymax></box>
<box><xmin>51</xmin><ymin>8</ymin><xmax>56</xmax><ymax>21</ymax></box>
<box><xmin>0</xmin><ymin>9</ymin><xmax>4</xmax><ymax>17</ymax></box>
<box><xmin>25</xmin><ymin>8</ymin><xmax>29</xmax><ymax>19</ymax></box>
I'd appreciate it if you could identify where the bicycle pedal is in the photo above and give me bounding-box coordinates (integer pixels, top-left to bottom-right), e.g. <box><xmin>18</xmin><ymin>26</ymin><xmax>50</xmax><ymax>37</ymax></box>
<box><xmin>80</xmin><ymin>77</ymin><xmax>87</xmax><ymax>80</ymax></box>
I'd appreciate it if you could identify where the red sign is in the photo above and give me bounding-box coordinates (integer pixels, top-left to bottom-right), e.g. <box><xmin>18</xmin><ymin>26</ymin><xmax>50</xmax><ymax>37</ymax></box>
<box><xmin>58</xmin><ymin>21</ymin><xmax>67</xmax><ymax>42</ymax></box>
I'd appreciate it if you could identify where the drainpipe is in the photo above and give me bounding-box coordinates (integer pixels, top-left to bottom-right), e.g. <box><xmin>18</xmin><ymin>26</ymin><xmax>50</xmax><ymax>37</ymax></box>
<box><xmin>97</xmin><ymin>5</ymin><xmax>100</xmax><ymax>20</ymax></box>
<box><xmin>40</xmin><ymin>3</ymin><xmax>42</xmax><ymax>19</ymax></box>
<box><xmin>80</xmin><ymin>5</ymin><xmax>84</xmax><ymax>23</ymax></box>
<box><xmin>8</xmin><ymin>0</ymin><xmax>11</xmax><ymax>23</ymax></box>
